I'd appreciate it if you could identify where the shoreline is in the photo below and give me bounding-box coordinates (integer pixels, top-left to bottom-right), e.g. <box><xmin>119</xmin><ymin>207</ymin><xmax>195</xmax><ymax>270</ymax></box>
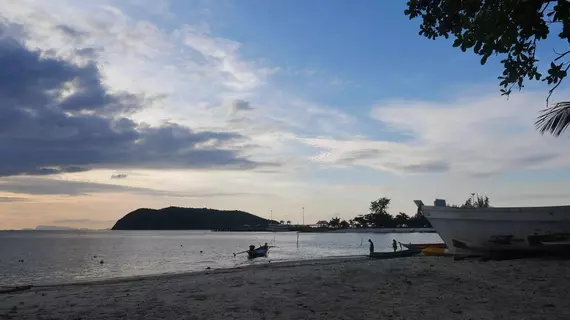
<box><xmin>26</xmin><ymin>255</ymin><xmax>370</xmax><ymax>288</ymax></box>
<box><xmin>2</xmin><ymin>256</ymin><xmax>570</xmax><ymax>319</ymax></box>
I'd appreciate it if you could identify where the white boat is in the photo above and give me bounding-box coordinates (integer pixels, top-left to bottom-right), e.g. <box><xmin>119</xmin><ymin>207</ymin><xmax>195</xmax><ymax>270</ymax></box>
<box><xmin>414</xmin><ymin>199</ymin><xmax>570</xmax><ymax>257</ymax></box>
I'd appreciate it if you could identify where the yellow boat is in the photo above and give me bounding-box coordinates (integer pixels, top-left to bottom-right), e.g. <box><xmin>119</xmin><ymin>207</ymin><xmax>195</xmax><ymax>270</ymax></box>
<box><xmin>422</xmin><ymin>247</ymin><xmax>453</xmax><ymax>256</ymax></box>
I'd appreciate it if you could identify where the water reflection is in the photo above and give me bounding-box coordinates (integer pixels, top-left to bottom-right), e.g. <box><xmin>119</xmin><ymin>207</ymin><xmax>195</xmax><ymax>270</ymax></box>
<box><xmin>0</xmin><ymin>230</ymin><xmax>442</xmax><ymax>286</ymax></box>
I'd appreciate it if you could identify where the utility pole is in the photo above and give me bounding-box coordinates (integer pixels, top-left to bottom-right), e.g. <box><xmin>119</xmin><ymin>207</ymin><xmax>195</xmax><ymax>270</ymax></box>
<box><xmin>270</xmin><ymin>210</ymin><xmax>273</xmax><ymax>221</ymax></box>
<box><xmin>302</xmin><ymin>207</ymin><xmax>305</xmax><ymax>225</ymax></box>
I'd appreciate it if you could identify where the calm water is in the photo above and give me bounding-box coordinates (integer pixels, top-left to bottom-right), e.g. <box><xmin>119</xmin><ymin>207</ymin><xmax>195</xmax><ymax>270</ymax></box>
<box><xmin>0</xmin><ymin>230</ymin><xmax>441</xmax><ymax>286</ymax></box>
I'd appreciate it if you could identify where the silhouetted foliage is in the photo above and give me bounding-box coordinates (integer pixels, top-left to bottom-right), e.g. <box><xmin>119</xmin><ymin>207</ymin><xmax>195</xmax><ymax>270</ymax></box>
<box><xmin>112</xmin><ymin>207</ymin><xmax>275</xmax><ymax>230</ymax></box>
<box><xmin>448</xmin><ymin>194</ymin><xmax>491</xmax><ymax>208</ymax></box>
<box><xmin>328</xmin><ymin>217</ymin><xmax>341</xmax><ymax>228</ymax></box>
<box><xmin>405</xmin><ymin>0</ymin><xmax>570</xmax><ymax>136</ymax></box>
<box><xmin>536</xmin><ymin>101</ymin><xmax>570</xmax><ymax>136</ymax></box>
<box><xmin>350</xmin><ymin>197</ymin><xmax>432</xmax><ymax>228</ymax></box>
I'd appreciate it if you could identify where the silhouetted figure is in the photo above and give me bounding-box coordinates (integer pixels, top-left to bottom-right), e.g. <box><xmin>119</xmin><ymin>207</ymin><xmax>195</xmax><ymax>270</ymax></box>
<box><xmin>368</xmin><ymin>239</ymin><xmax>374</xmax><ymax>254</ymax></box>
<box><xmin>392</xmin><ymin>239</ymin><xmax>398</xmax><ymax>252</ymax></box>
<box><xmin>262</xmin><ymin>242</ymin><xmax>268</xmax><ymax>250</ymax></box>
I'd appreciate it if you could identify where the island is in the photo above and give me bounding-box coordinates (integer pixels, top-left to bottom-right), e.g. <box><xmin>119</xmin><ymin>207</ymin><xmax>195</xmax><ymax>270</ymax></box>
<box><xmin>111</xmin><ymin>207</ymin><xmax>275</xmax><ymax>230</ymax></box>
<box><xmin>35</xmin><ymin>225</ymin><xmax>80</xmax><ymax>231</ymax></box>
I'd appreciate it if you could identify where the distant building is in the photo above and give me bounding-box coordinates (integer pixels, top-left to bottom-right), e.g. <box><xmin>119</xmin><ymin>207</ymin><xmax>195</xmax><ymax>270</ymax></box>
<box><xmin>316</xmin><ymin>220</ymin><xmax>329</xmax><ymax>228</ymax></box>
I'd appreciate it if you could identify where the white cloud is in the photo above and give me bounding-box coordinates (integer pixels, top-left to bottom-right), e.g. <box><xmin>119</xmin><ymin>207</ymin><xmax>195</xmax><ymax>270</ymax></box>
<box><xmin>303</xmin><ymin>90</ymin><xmax>570</xmax><ymax>176</ymax></box>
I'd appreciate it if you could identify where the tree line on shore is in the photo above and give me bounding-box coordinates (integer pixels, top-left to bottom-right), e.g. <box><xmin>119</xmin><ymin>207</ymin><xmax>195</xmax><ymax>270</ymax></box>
<box><xmin>326</xmin><ymin>194</ymin><xmax>490</xmax><ymax>229</ymax></box>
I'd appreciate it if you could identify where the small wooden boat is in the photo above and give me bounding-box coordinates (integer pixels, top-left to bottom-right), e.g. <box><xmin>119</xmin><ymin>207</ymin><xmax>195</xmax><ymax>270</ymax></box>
<box><xmin>400</xmin><ymin>242</ymin><xmax>446</xmax><ymax>249</ymax></box>
<box><xmin>369</xmin><ymin>248</ymin><xmax>422</xmax><ymax>259</ymax></box>
<box><xmin>248</xmin><ymin>247</ymin><xmax>269</xmax><ymax>259</ymax></box>
<box><xmin>0</xmin><ymin>285</ymin><xmax>32</xmax><ymax>294</ymax></box>
<box><xmin>422</xmin><ymin>247</ymin><xmax>453</xmax><ymax>256</ymax></box>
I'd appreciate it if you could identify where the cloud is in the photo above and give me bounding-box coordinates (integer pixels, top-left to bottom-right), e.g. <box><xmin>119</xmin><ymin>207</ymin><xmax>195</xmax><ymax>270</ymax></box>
<box><xmin>500</xmin><ymin>192</ymin><xmax>570</xmax><ymax>201</ymax></box>
<box><xmin>0</xmin><ymin>176</ymin><xmax>272</xmax><ymax>198</ymax></box>
<box><xmin>0</xmin><ymin>23</ymin><xmax>268</xmax><ymax>177</ymax></box>
<box><xmin>228</xmin><ymin>99</ymin><xmax>254</xmax><ymax>116</ymax></box>
<box><xmin>399</xmin><ymin>161</ymin><xmax>450</xmax><ymax>173</ymax></box>
<box><xmin>0</xmin><ymin>196</ymin><xmax>27</xmax><ymax>202</ymax></box>
<box><xmin>52</xmin><ymin>218</ymin><xmax>115</xmax><ymax>224</ymax></box>
<box><xmin>336</xmin><ymin>149</ymin><xmax>383</xmax><ymax>165</ymax></box>
<box><xmin>110</xmin><ymin>173</ymin><xmax>128</xmax><ymax>179</ymax></box>
<box><xmin>55</xmin><ymin>24</ymin><xmax>88</xmax><ymax>41</ymax></box>
<box><xmin>0</xmin><ymin>177</ymin><xmax>153</xmax><ymax>196</ymax></box>
<box><xmin>302</xmin><ymin>90</ymin><xmax>570</xmax><ymax>176</ymax></box>
<box><xmin>0</xmin><ymin>1</ymin><xmax>364</xmax><ymax>178</ymax></box>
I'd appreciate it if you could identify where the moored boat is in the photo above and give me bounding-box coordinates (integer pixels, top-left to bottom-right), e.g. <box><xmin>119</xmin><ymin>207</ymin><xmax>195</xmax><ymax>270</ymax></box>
<box><xmin>369</xmin><ymin>248</ymin><xmax>422</xmax><ymax>259</ymax></box>
<box><xmin>400</xmin><ymin>242</ymin><xmax>446</xmax><ymax>249</ymax></box>
<box><xmin>248</xmin><ymin>246</ymin><xmax>269</xmax><ymax>259</ymax></box>
<box><xmin>422</xmin><ymin>247</ymin><xmax>453</xmax><ymax>256</ymax></box>
<box><xmin>415</xmin><ymin>199</ymin><xmax>570</xmax><ymax>257</ymax></box>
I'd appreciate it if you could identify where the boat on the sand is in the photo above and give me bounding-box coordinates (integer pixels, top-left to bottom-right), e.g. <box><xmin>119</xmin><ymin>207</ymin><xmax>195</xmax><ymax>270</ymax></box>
<box><xmin>248</xmin><ymin>246</ymin><xmax>269</xmax><ymax>259</ymax></box>
<box><xmin>0</xmin><ymin>285</ymin><xmax>32</xmax><ymax>294</ymax></box>
<box><xmin>415</xmin><ymin>199</ymin><xmax>570</xmax><ymax>257</ymax></box>
<box><xmin>400</xmin><ymin>242</ymin><xmax>446</xmax><ymax>249</ymax></box>
<box><xmin>369</xmin><ymin>248</ymin><xmax>422</xmax><ymax>259</ymax></box>
<box><xmin>422</xmin><ymin>247</ymin><xmax>453</xmax><ymax>257</ymax></box>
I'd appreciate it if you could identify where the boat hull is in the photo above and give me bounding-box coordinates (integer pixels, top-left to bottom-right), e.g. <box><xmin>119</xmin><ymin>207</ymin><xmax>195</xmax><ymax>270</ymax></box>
<box><xmin>400</xmin><ymin>243</ymin><xmax>446</xmax><ymax>249</ymax></box>
<box><xmin>369</xmin><ymin>248</ymin><xmax>422</xmax><ymax>259</ymax></box>
<box><xmin>423</xmin><ymin>205</ymin><xmax>570</xmax><ymax>257</ymax></box>
<box><xmin>248</xmin><ymin>248</ymin><xmax>268</xmax><ymax>259</ymax></box>
<box><xmin>422</xmin><ymin>247</ymin><xmax>453</xmax><ymax>257</ymax></box>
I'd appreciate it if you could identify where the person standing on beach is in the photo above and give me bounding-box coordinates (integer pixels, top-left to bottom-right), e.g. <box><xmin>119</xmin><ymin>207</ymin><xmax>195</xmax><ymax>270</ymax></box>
<box><xmin>392</xmin><ymin>239</ymin><xmax>398</xmax><ymax>252</ymax></box>
<box><xmin>368</xmin><ymin>239</ymin><xmax>374</xmax><ymax>254</ymax></box>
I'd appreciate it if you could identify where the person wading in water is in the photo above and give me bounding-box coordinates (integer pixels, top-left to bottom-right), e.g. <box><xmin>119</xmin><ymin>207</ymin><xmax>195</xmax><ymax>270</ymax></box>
<box><xmin>368</xmin><ymin>239</ymin><xmax>374</xmax><ymax>254</ymax></box>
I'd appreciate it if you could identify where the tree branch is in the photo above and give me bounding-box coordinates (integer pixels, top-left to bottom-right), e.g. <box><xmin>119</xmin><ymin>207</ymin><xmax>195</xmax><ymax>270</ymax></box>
<box><xmin>554</xmin><ymin>49</ymin><xmax>570</xmax><ymax>62</ymax></box>
<box><xmin>546</xmin><ymin>64</ymin><xmax>570</xmax><ymax>105</ymax></box>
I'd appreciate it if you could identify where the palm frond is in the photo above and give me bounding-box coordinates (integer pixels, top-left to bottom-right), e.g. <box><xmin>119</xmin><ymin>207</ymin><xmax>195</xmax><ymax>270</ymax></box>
<box><xmin>535</xmin><ymin>101</ymin><xmax>570</xmax><ymax>136</ymax></box>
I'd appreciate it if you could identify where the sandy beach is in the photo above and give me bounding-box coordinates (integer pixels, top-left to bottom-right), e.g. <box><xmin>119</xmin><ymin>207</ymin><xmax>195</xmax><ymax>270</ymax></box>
<box><xmin>2</xmin><ymin>256</ymin><xmax>570</xmax><ymax>319</ymax></box>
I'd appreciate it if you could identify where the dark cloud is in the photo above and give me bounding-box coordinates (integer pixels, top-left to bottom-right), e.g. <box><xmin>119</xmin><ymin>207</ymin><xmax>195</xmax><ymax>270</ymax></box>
<box><xmin>229</xmin><ymin>99</ymin><xmax>254</xmax><ymax>116</ymax></box>
<box><xmin>399</xmin><ymin>161</ymin><xmax>450</xmax><ymax>173</ymax></box>
<box><xmin>55</xmin><ymin>25</ymin><xmax>88</xmax><ymax>41</ymax></box>
<box><xmin>0</xmin><ymin>177</ymin><xmax>151</xmax><ymax>196</ymax></box>
<box><xmin>0</xmin><ymin>177</ymin><xmax>272</xmax><ymax>198</ymax></box>
<box><xmin>0</xmin><ymin>23</ymin><xmax>265</xmax><ymax>177</ymax></box>
<box><xmin>111</xmin><ymin>173</ymin><xmax>128</xmax><ymax>179</ymax></box>
<box><xmin>516</xmin><ymin>154</ymin><xmax>558</xmax><ymax>166</ymax></box>
<box><xmin>0</xmin><ymin>196</ymin><xmax>26</xmax><ymax>202</ymax></box>
<box><xmin>337</xmin><ymin>149</ymin><xmax>383</xmax><ymax>164</ymax></box>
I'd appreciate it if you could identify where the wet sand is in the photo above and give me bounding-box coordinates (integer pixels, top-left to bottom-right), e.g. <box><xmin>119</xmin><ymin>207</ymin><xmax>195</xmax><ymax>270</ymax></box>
<box><xmin>1</xmin><ymin>256</ymin><xmax>570</xmax><ymax>319</ymax></box>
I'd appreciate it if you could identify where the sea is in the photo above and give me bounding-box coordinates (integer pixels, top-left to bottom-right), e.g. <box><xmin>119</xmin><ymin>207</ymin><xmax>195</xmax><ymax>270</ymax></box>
<box><xmin>0</xmin><ymin>230</ymin><xmax>442</xmax><ymax>286</ymax></box>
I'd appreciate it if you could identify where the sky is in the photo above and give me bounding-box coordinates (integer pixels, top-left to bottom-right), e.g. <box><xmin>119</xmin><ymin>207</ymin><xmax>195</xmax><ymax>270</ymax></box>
<box><xmin>1</xmin><ymin>0</ymin><xmax>570</xmax><ymax>230</ymax></box>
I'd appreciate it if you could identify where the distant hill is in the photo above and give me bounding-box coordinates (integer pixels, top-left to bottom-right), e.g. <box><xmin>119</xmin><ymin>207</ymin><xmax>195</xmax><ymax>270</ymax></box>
<box><xmin>35</xmin><ymin>225</ymin><xmax>78</xmax><ymax>231</ymax></box>
<box><xmin>112</xmin><ymin>207</ymin><xmax>274</xmax><ymax>230</ymax></box>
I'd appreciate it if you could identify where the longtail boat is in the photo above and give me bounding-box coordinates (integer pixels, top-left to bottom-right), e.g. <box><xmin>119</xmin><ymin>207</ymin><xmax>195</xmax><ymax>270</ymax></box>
<box><xmin>369</xmin><ymin>248</ymin><xmax>422</xmax><ymax>259</ymax></box>
<box><xmin>248</xmin><ymin>246</ymin><xmax>269</xmax><ymax>259</ymax></box>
